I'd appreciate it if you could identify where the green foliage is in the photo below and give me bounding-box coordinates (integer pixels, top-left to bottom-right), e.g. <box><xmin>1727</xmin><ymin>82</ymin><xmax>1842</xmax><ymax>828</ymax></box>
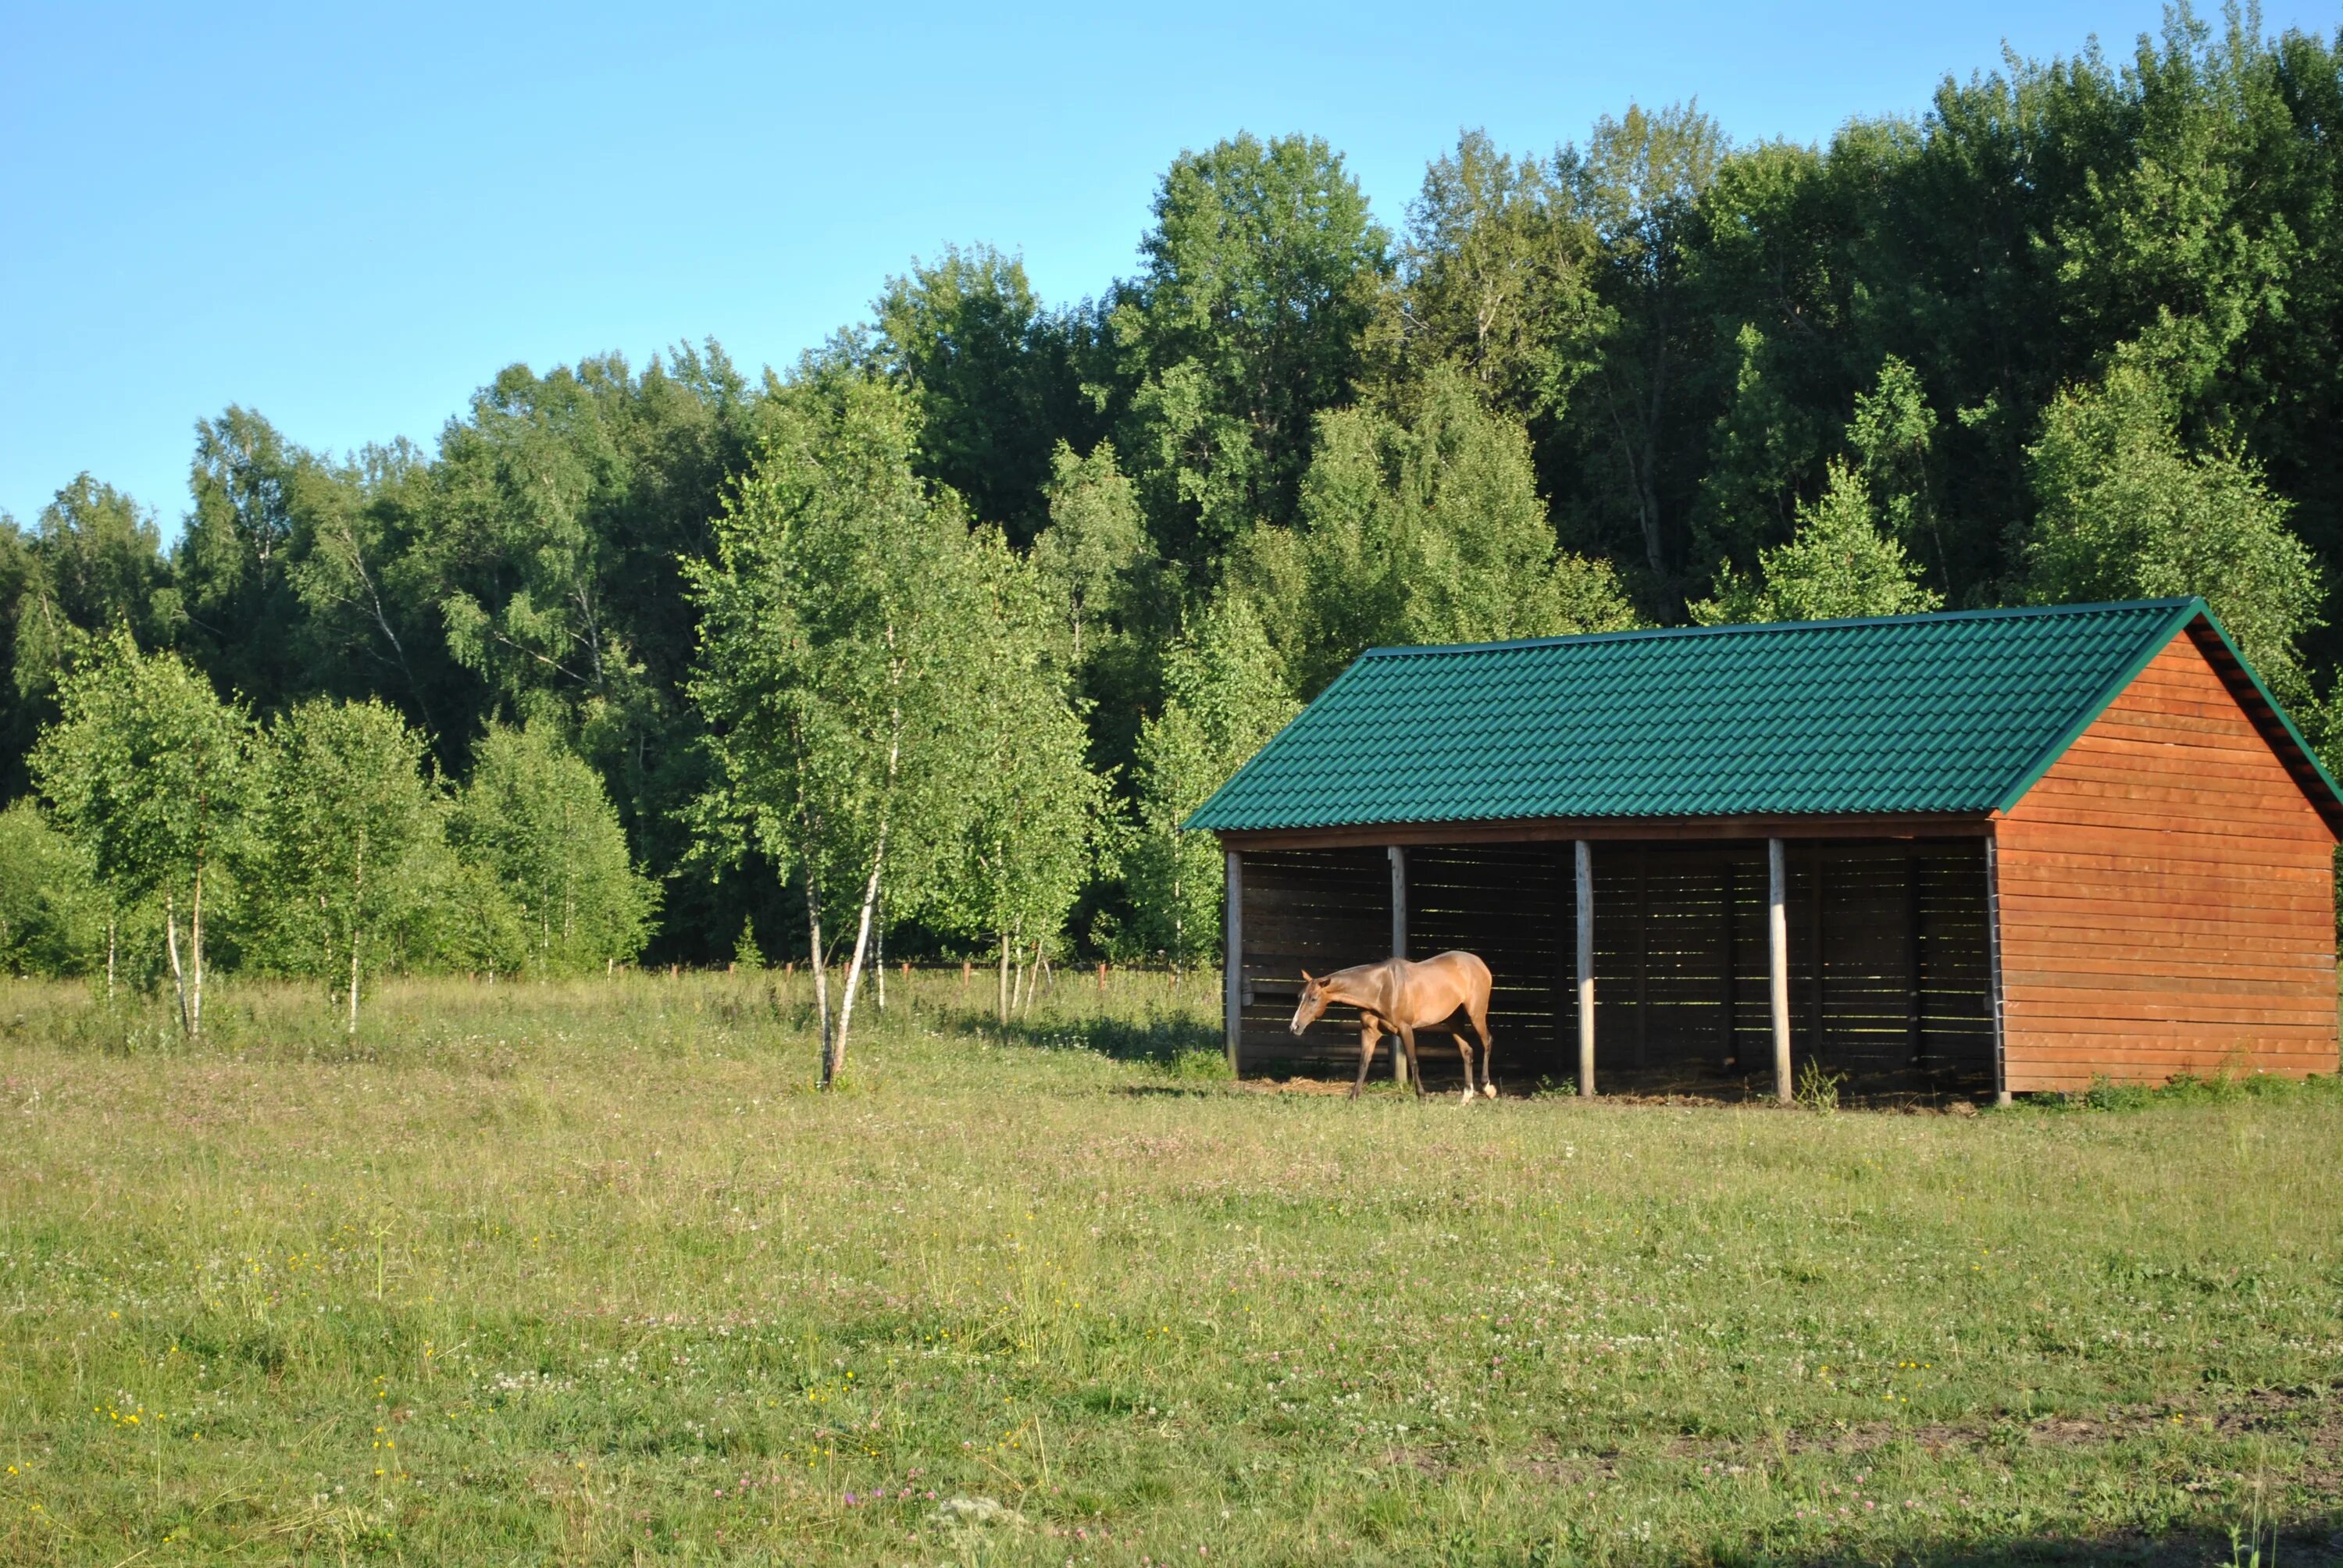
<box><xmin>450</xmin><ymin>722</ymin><xmax>654</xmax><ymax>975</ymax></box>
<box><xmin>691</xmin><ymin>371</ymin><xmax>1008</xmax><ymax>1074</ymax></box>
<box><xmin>1031</xmin><ymin>438</ymin><xmax>1168</xmax><ymax>780</ymax></box>
<box><xmin>926</xmin><ymin>532</ymin><xmax>1106</xmax><ymax>999</ymax></box>
<box><xmin>4</xmin><ymin>476</ymin><xmax>182</xmax><ymax>795</ymax></box>
<box><xmin>873</xmin><ymin>246</ymin><xmax>1100</xmax><ymax>545</ymax></box>
<box><xmin>1114</xmin><ymin>133</ymin><xmax>1393</xmax><ymax>564</ymax></box>
<box><xmin>0</xmin><ymin>800</ymin><xmax>105</xmax><ymax>975</ymax></box>
<box><xmin>1031</xmin><ymin>440</ymin><xmax>1153</xmax><ymax>669</ymax></box>
<box><xmin>2021</xmin><ymin>344</ymin><xmax>2320</xmax><ymax>686</ymax></box>
<box><xmin>1551</xmin><ymin>102</ymin><xmax>1728</xmax><ymax>587</ymax></box>
<box><xmin>244</xmin><ymin>698</ymin><xmax>442</xmax><ymax>1025</ymax></box>
<box><xmin>691</xmin><ymin>375</ymin><xmax>969</xmax><ymax>933</ymax></box>
<box><xmin>1690</xmin><ymin>461</ymin><xmax>1943</xmax><ymax>625</ymax></box>
<box><xmin>1397</xmin><ymin>130</ymin><xmax>1595</xmax><ymax>406</ymax></box>
<box><xmin>733</xmin><ymin>916</ymin><xmax>765</xmax><ymax>972</ymax></box>
<box><xmin>30</xmin><ymin>629</ymin><xmax>252</xmax><ymax>1031</ymax></box>
<box><xmin>1118</xmin><ymin>597</ymin><xmax>1298</xmax><ymax>967</ymax></box>
<box><xmin>177</xmin><ymin>407</ymin><xmax>312</xmax><ymax>713</ymax></box>
<box><xmin>1229</xmin><ymin>368</ymin><xmax>1638</xmax><ymax>693</ymax></box>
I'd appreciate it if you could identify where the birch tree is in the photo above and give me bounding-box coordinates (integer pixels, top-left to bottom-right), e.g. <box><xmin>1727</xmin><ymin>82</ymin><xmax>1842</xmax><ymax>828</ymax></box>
<box><xmin>450</xmin><ymin>722</ymin><xmax>655</xmax><ymax>975</ymax></box>
<box><xmin>689</xmin><ymin>374</ymin><xmax>975</xmax><ymax>1086</ymax></box>
<box><xmin>932</xmin><ymin>532</ymin><xmax>1105</xmax><ymax>1019</ymax></box>
<box><xmin>31</xmin><ymin>629</ymin><xmax>251</xmax><ymax>1035</ymax></box>
<box><xmin>1119</xmin><ymin>597</ymin><xmax>1298</xmax><ymax>971</ymax></box>
<box><xmin>248</xmin><ymin>697</ymin><xmax>437</xmax><ymax>1031</ymax></box>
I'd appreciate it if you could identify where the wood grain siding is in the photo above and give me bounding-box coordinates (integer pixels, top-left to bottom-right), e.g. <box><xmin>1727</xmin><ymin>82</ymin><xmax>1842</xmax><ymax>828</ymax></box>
<box><xmin>1997</xmin><ymin>631</ymin><xmax>2341</xmax><ymax>1090</ymax></box>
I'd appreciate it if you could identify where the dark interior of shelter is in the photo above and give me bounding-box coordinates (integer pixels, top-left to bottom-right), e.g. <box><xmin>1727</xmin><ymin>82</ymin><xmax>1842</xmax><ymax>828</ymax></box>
<box><xmin>1235</xmin><ymin>842</ymin><xmax>1996</xmax><ymax>1099</ymax></box>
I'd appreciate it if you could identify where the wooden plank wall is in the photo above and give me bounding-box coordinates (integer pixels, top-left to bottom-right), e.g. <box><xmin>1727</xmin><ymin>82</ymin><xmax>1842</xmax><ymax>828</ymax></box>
<box><xmin>1592</xmin><ymin>842</ymin><xmax>1992</xmax><ymax>1093</ymax></box>
<box><xmin>1997</xmin><ymin>630</ymin><xmax>2341</xmax><ymax>1090</ymax></box>
<box><xmin>1235</xmin><ymin>848</ymin><xmax>1390</xmax><ymax>1074</ymax></box>
<box><xmin>1407</xmin><ymin>845</ymin><xmax>1567</xmax><ymax>1085</ymax></box>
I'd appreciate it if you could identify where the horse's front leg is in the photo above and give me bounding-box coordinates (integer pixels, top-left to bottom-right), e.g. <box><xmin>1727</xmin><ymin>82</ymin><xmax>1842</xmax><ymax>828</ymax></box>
<box><xmin>1350</xmin><ymin>1020</ymin><xmax>1382</xmax><ymax>1099</ymax></box>
<box><xmin>1396</xmin><ymin>1024</ymin><xmax>1425</xmax><ymax>1099</ymax></box>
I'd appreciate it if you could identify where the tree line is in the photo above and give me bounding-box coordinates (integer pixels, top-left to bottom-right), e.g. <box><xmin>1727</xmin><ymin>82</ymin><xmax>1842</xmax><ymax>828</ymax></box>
<box><xmin>5</xmin><ymin>12</ymin><xmax>2341</xmax><ymax>1067</ymax></box>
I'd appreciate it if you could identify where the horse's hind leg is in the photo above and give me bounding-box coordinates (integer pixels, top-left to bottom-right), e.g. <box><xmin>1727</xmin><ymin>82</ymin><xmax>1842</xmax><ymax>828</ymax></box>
<box><xmin>1452</xmin><ymin>1030</ymin><xmax>1479</xmax><ymax>1104</ymax></box>
<box><xmin>1350</xmin><ymin>1022</ymin><xmax>1382</xmax><ymax>1100</ymax></box>
<box><xmin>1471</xmin><ymin>994</ymin><xmax>1497</xmax><ymax>1098</ymax></box>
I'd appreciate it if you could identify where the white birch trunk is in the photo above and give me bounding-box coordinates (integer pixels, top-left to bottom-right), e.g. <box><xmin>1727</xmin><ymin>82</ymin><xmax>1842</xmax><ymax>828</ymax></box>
<box><xmin>997</xmin><ymin>928</ymin><xmax>1011</xmax><ymax>1023</ymax></box>
<box><xmin>165</xmin><ymin>892</ymin><xmax>191</xmax><ymax>1036</ymax></box>
<box><xmin>189</xmin><ymin>870</ymin><xmax>205</xmax><ymax>1040</ymax></box>
<box><xmin>832</xmin><ymin>832</ymin><xmax>886</xmax><ymax>1075</ymax></box>
<box><xmin>805</xmin><ymin>866</ymin><xmax>835</xmax><ymax>1088</ymax></box>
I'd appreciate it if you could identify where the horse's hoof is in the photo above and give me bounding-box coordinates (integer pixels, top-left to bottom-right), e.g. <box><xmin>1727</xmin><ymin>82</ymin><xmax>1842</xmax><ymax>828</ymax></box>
<box><xmin>1458</xmin><ymin>1089</ymin><xmax>1474</xmax><ymax>1106</ymax></box>
<box><xmin>1483</xmin><ymin>1083</ymin><xmax>1497</xmax><ymax>1099</ymax></box>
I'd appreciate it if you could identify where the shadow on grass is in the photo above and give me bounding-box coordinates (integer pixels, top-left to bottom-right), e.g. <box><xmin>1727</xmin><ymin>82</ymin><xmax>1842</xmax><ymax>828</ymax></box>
<box><xmin>1824</xmin><ymin>1513</ymin><xmax>2343</xmax><ymax>1566</ymax></box>
<box><xmin>932</xmin><ymin>1003</ymin><xmax>1225</xmax><ymax>1071</ymax></box>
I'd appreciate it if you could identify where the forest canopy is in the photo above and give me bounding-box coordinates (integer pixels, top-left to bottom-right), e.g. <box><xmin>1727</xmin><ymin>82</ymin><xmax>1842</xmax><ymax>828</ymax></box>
<box><xmin>7</xmin><ymin>10</ymin><xmax>2343</xmax><ymax>1025</ymax></box>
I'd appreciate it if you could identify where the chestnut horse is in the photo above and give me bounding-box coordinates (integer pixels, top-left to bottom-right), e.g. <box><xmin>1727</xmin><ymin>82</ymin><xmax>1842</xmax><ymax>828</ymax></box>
<box><xmin>1288</xmin><ymin>952</ymin><xmax>1496</xmax><ymax>1103</ymax></box>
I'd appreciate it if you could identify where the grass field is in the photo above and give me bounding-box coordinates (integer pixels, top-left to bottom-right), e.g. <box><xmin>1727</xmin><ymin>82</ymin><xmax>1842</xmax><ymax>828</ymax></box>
<box><xmin>2</xmin><ymin>970</ymin><xmax>2339</xmax><ymax>1566</ymax></box>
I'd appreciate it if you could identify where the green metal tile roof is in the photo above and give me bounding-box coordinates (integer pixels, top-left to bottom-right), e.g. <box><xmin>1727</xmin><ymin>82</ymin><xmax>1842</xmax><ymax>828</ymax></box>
<box><xmin>1186</xmin><ymin>598</ymin><xmax>2343</xmax><ymax>832</ymax></box>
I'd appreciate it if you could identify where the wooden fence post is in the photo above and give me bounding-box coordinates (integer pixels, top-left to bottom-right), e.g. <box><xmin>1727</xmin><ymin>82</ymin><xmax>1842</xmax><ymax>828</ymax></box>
<box><xmin>1986</xmin><ymin>834</ymin><xmax>2010</xmax><ymax>1107</ymax></box>
<box><xmin>1389</xmin><ymin>845</ymin><xmax>1409</xmax><ymax>1085</ymax></box>
<box><xmin>1224</xmin><ymin>848</ymin><xmax>1243</xmax><ymax>1071</ymax></box>
<box><xmin>1768</xmin><ymin>837</ymin><xmax>1792</xmax><ymax>1103</ymax></box>
<box><xmin>1575</xmin><ymin>840</ymin><xmax>1595</xmax><ymax>1097</ymax></box>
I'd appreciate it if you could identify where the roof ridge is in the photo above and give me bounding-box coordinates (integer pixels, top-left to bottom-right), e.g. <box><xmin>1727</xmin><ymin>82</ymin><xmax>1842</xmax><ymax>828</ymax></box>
<box><xmin>1358</xmin><ymin>597</ymin><xmax>2199</xmax><ymax>661</ymax></box>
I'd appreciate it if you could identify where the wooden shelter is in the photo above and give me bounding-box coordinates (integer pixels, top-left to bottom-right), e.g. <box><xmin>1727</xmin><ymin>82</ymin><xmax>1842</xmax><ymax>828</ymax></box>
<box><xmin>1186</xmin><ymin>600</ymin><xmax>2343</xmax><ymax>1099</ymax></box>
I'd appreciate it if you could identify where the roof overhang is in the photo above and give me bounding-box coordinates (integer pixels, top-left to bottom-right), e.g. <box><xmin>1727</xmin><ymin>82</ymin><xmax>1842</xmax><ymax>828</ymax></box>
<box><xmin>1216</xmin><ymin>811</ymin><xmax>1994</xmax><ymax>852</ymax></box>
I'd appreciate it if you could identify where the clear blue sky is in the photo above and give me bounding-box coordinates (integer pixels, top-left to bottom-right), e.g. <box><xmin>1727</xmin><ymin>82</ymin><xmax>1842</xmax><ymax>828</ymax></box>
<box><xmin>5</xmin><ymin>0</ymin><xmax>2338</xmax><ymax>532</ymax></box>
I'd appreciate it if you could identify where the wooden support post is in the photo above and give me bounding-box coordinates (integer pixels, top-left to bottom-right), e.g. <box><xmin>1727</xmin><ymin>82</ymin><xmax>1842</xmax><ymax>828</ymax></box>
<box><xmin>1388</xmin><ymin>845</ymin><xmax>1409</xmax><ymax>1085</ymax></box>
<box><xmin>1575</xmin><ymin>840</ymin><xmax>1596</xmax><ymax>1097</ymax></box>
<box><xmin>1224</xmin><ymin>848</ymin><xmax>1243</xmax><ymax>1071</ymax></box>
<box><xmin>1767</xmin><ymin>838</ymin><xmax>1791</xmax><ymax>1103</ymax></box>
<box><xmin>1985</xmin><ymin>834</ymin><xmax>2009</xmax><ymax>1106</ymax></box>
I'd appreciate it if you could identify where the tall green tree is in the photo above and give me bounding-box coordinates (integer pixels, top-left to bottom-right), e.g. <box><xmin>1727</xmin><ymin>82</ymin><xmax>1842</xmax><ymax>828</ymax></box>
<box><xmin>177</xmin><ymin>408</ymin><xmax>312</xmax><ymax>713</ymax></box>
<box><xmin>450</xmin><ymin>722</ymin><xmax>655</xmax><ymax>977</ymax></box>
<box><xmin>31</xmin><ymin>631</ymin><xmax>251</xmax><ymax>1035</ymax></box>
<box><xmin>872</xmin><ymin>245</ymin><xmax>1102</xmax><ymax>545</ymax></box>
<box><xmin>7</xmin><ymin>477</ymin><xmax>183</xmax><ymax>793</ymax></box>
<box><xmin>1113</xmin><ymin>134</ymin><xmax>1394</xmax><ymax>565</ymax></box>
<box><xmin>1553</xmin><ymin>102</ymin><xmax>1727</xmax><ymax>590</ymax></box>
<box><xmin>1689</xmin><ymin>461</ymin><xmax>1942</xmax><ymax>625</ymax></box>
<box><xmin>1118</xmin><ymin>596</ymin><xmax>1297</xmax><ymax>971</ymax></box>
<box><xmin>1227</xmin><ymin>369</ymin><xmax>1637</xmax><ymax>694</ymax></box>
<box><xmin>1030</xmin><ymin>440</ymin><xmax>1166</xmax><ymax>773</ymax></box>
<box><xmin>1396</xmin><ymin>130</ymin><xmax>1596</xmax><ymax>407</ymax></box>
<box><xmin>930</xmin><ymin>533</ymin><xmax>1106</xmax><ymax>1018</ymax></box>
<box><xmin>690</xmin><ymin>373</ymin><xmax>979</xmax><ymax>1084</ymax></box>
<box><xmin>248</xmin><ymin>698</ymin><xmax>440</xmax><ymax>1031</ymax></box>
<box><xmin>2021</xmin><ymin>342</ymin><xmax>2320</xmax><ymax>687</ymax></box>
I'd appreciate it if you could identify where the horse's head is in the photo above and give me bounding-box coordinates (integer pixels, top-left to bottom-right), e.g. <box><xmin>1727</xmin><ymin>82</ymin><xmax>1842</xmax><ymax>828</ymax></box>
<box><xmin>1289</xmin><ymin>971</ymin><xmax>1330</xmax><ymax>1035</ymax></box>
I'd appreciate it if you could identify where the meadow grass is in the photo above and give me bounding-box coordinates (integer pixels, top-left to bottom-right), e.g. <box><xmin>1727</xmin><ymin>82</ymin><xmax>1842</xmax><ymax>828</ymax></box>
<box><xmin>1</xmin><ymin>970</ymin><xmax>2339</xmax><ymax>1566</ymax></box>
